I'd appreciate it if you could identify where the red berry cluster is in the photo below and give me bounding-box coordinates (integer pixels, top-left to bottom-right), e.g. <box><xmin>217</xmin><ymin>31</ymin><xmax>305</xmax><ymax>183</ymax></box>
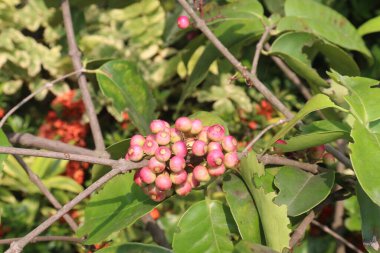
<box><xmin>128</xmin><ymin>117</ymin><xmax>239</xmax><ymax>202</ymax></box>
<box><xmin>39</xmin><ymin>90</ymin><xmax>89</xmax><ymax>184</ymax></box>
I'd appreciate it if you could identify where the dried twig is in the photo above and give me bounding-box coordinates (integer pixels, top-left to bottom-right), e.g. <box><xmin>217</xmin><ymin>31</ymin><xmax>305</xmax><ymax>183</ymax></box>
<box><xmin>251</xmin><ymin>26</ymin><xmax>273</xmax><ymax>75</ymax></box>
<box><xmin>0</xmin><ymin>236</ymin><xmax>83</xmax><ymax>245</ymax></box>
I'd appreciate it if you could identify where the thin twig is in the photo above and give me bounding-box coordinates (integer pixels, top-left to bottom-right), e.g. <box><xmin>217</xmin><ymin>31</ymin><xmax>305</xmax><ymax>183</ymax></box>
<box><xmin>259</xmin><ymin>154</ymin><xmax>324</xmax><ymax>174</ymax></box>
<box><xmin>61</xmin><ymin>0</ymin><xmax>105</xmax><ymax>152</ymax></box>
<box><xmin>5</xmin><ymin>159</ymin><xmax>147</xmax><ymax>253</ymax></box>
<box><xmin>325</xmin><ymin>145</ymin><xmax>352</xmax><ymax>169</ymax></box>
<box><xmin>141</xmin><ymin>215</ymin><xmax>171</xmax><ymax>248</ymax></box>
<box><xmin>311</xmin><ymin>220</ymin><xmax>364</xmax><ymax>253</ymax></box>
<box><xmin>240</xmin><ymin>119</ymin><xmax>288</xmax><ymax>158</ymax></box>
<box><xmin>13</xmin><ymin>155</ymin><xmax>79</xmax><ymax>231</ymax></box>
<box><xmin>251</xmin><ymin>26</ymin><xmax>273</xmax><ymax>75</ymax></box>
<box><xmin>8</xmin><ymin>133</ymin><xmax>109</xmax><ymax>158</ymax></box>
<box><xmin>0</xmin><ymin>236</ymin><xmax>83</xmax><ymax>245</ymax></box>
<box><xmin>0</xmin><ymin>70</ymin><xmax>82</xmax><ymax>128</ymax></box>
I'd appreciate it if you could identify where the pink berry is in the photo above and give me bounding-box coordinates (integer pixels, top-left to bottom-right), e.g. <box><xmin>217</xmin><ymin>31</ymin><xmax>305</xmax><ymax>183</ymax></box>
<box><xmin>175</xmin><ymin>182</ymin><xmax>192</xmax><ymax>196</ymax></box>
<box><xmin>128</xmin><ymin>145</ymin><xmax>144</xmax><ymax>161</ymax></box>
<box><xmin>187</xmin><ymin>172</ymin><xmax>200</xmax><ymax>188</ymax></box>
<box><xmin>149</xmin><ymin>186</ymin><xmax>166</xmax><ymax>202</ymax></box>
<box><xmin>156</xmin><ymin>131</ymin><xmax>170</xmax><ymax>145</ymax></box>
<box><xmin>169</xmin><ymin>155</ymin><xmax>186</xmax><ymax>172</ymax></box>
<box><xmin>172</xmin><ymin>141</ymin><xmax>187</xmax><ymax>157</ymax></box>
<box><xmin>150</xmin><ymin>120</ymin><xmax>166</xmax><ymax>134</ymax></box>
<box><xmin>192</xmin><ymin>140</ymin><xmax>207</xmax><ymax>156</ymax></box>
<box><xmin>323</xmin><ymin>153</ymin><xmax>336</xmax><ymax>167</ymax></box>
<box><xmin>155</xmin><ymin>146</ymin><xmax>171</xmax><ymax>162</ymax></box>
<box><xmin>208</xmin><ymin>142</ymin><xmax>222</xmax><ymax>152</ymax></box>
<box><xmin>155</xmin><ymin>172</ymin><xmax>172</xmax><ymax>191</ymax></box>
<box><xmin>193</xmin><ymin>165</ymin><xmax>210</xmax><ymax>182</ymax></box>
<box><xmin>190</xmin><ymin>119</ymin><xmax>203</xmax><ymax>135</ymax></box>
<box><xmin>130</xmin><ymin>134</ymin><xmax>145</xmax><ymax>147</ymax></box>
<box><xmin>146</xmin><ymin>134</ymin><xmax>156</xmax><ymax>141</ymax></box>
<box><xmin>207</xmin><ymin>124</ymin><xmax>225</xmax><ymax>142</ymax></box>
<box><xmin>177</xmin><ymin>15</ymin><xmax>190</xmax><ymax>29</ymax></box>
<box><xmin>134</xmin><ymin>170</ymin><xmax>143</xmax><ymax>186</ymax></box>
<box><xmin>175</xmin><ymin>117</ymin><xmax>192</xmax><ymax>132</ymax></box>
<box><xmin>307</xmin><ymin>145</ymin><xmax>326</xmax><ymax>161</ymax></box>
<box><xmin>222</xmin><ymin>136</ymin><xmax>237</xmax><ymax>152</ymax></box>
<box><xmin>208</xmin><ymin>164</ymin><xmax>226</xmax><ymax>177</ymax></box>
<box><xmin>170</xmin><ymin>170</ymin><xmax>188</xmax><ymax>185</ymax></box>
<box><xmin>197</xmin><ymin>127</ymin><xmax>209</xmax><ymax>143</ymax></box>
<box><xmin>207</xmin><ymin>149</ymin><xmax>224</xmax><ymax>167</ymax></box>
<box><xmin>148</xmin><ymin>157</ymin><xmax>166</xmax><ymax>173</ymax></box>
<box><xmin>170</xmin><ymin>128</ymin><xmax>182</xmax><ymax>143</ymax></box>
<box><xmin>140</xmin><ymin>167</ymin><xmax>156</xmax><ymax>184</ymax></box>
<box><xmin>224</xmin><ymin>152</ymin><xmax>239</xmax><ymax>169</ymax></box>
<box><xmin>143</xmin><ymin>139</ymin><xmax>159</xmax><ymax>156</ymax></box>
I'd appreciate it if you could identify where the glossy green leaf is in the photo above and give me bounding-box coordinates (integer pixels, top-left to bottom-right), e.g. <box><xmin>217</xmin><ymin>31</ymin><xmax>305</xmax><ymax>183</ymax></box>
<box><xmin>96</xmin><ymin>60</ymin><xmax>156</xmax><ymax>135</ymax></box>
<box><xmin>358</xmin><ymin>16</ymin><xmax>380</xmax><ymax>36</ymax></box>
<box><xmin>0</xmin><ymin>129</ymin><xmax>10</xmax><ymax>173</ymax></box>
<box><xmin>30</xmin><ymin>157</ymin><xmax>68</xmax><ymax>179</ymax></box>
<box><xmin>96</xmin><ymin>242</ymin><xmax>172</xmax><ymax>253</ymax></box>
<box><xmin>223</xmin><ymin>173</ymin><xmax>262</xmax><ymax>243</ymax></box>
<box><xmin>275</xmin><ymin>120</ymin><xmax>351</xmax><ymax>152</ymax></box>
<box><xmin>356</xmin><ymin>184</ymin><xmax>380</xmax><ymax>253</ymax></box>
<box><xmin>349</xmin><ymin>121</ymin><xmax>380</xmax><ymax>206</ymax></box>
<box><xmin>274</xmin><ymin>167</ymin><xmax>335</xmax><ymax>216</ymax></box>
<box><xmin>329</xmin><ymin>71</ymin><xmax>380</xmax><ymax>124</ymax></box>
<box><xmin>344</xmin><ymin>196</ymin><xmax>361</xmax><ymax>232</ymax></box>
<box><xmin>77</xmin><ymin>173</ymin><xmax>158</xmax><ymax>244</ymax></box>
<box><xmin>233</xmin><ymin>241</ymin><xmax>279</xmax><ymax>253</ymax></box>
<box><xmin>278</xmin><ymin>0</ymin><xmax>371</xmax><ymax>60</ymax></box>
<box><xmin>270</xmin><ymin>32</ymin><xmax>359</xmax><ymax>89</ymax></box>
<box><xmin>189</xmin><ymin>111</ymin><xmax>229</xmax><ymax>135</ymax></box>
<box><xmin>266</xmin><ymin>94</ymin><xmax>345</xmax><ymax>152</ymax></box>
<box><xmin>240</xmin><ymin>151</ymin><xmax>291</xmax><ymax>251</ymax></box>
<box><xmin>176</xmin><ymin>0</ymin><xmax>264</xmax><ymax>112</ymax></box>
<box><xmin>172</xmin><ymin>199</ymin><xmax>237</xmax><ymax>253</ymax></box>
<box><xmin>91</xmin><ymin>139</ymin><xmax>130</xmax><ymax>182</ymax></box>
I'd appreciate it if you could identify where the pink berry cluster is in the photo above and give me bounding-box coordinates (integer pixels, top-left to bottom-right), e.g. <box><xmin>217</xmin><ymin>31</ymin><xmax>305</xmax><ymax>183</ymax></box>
<box><xmin>127</xmin><ymin>117</ymin><xmax>239</xmax><ymax>202</ymax></box>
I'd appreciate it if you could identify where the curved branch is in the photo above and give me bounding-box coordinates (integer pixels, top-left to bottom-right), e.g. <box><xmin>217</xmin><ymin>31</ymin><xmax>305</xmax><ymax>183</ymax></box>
<box><xmin>0</xmin><ymin>236</ymin><xmax>83</xmax><ymax>245</ymax></box>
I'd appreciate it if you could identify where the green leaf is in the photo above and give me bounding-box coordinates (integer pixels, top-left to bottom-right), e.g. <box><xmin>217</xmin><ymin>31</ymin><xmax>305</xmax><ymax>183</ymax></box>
<box><xmin>240</xmin><ymin>151</ymin><xmax>291</xmax><ymax>251</ymax></box>
<box><xmin>329</xmin><ymin>71</ymin><xmax>380</xmax><ymax>124</ymax></box>
<box><xmin>270</xmin><ymin>32</ymin><xmax>359</xmax><ymax>89</ymax></box>
<box><xmin>30</xmin><ymin>157</ymin><xmax>68</xmax><ymax>179</ymax></box>
<box><xmin>278</xmin><ymin>0</ymin><xmax>371</xmax><ymax>60</ymax></box>
<box><xmin>274</xmin><ymin>167</ymin><xmax>335</xmax><ymax>216</ymax></box>
<box><xmin>172</xmin><ymin>199</ymin><xmax>237</xmax><ymax>253</ymax></box>
<box><xmin>356</xmin><ymin>184</ymin><xmax>380</xmax><ymax>253</ymax></box>
<box><xmin>42</xmin><ymin>176</ymin><xmax>83</xmax><ymax>193</ymax></box>
<box><xmin>0</xmin><ymin>129</ymin><xmax>10</xmax><ymax>173</ymax></box>
<box><xmin>223</xmin><ymin>173</ymin><xmax>262</xmax><ymax>243</ymax></box>
<box><xmin>189</xmin><ymin>111</ymin><xmax>229</xmax><ymax>135</ymax></box>
<box><xmin>265</xmin><ymin>94</ymin><xmax>345</xmax><ymax>152</ymax></box>
<box><xmin>233</xmin><ymin>240</ymin><xmax>280</xmax><ymax>253</ymax></box>
<box><xmin>349</xmin><ymin>120</ymin><xmax>380</xmax><ymax>206</ymax></box>
<box><xmin>95</xmin><ymin>242</ymin><xmax>172</xmax><ymax>253</ymax></box>
<box><xmin>358</xmin><ymin>16</ymin><xmax>380</xmax><ymax>36</ymax></box>
<box><xmin>96</xmin><ymin>60</ymin><xmax>156</xmax><ymax>135</ymax></box>
<box><xmin>77</xmin><ymin>173</ymin><xmax>158</xmax><ymax>244</ymax></box>
<box><xmin>176</xmin><ymin>0</ymin><xmax>264</xmax><ymax>112</ymax></box>
<box><xmin>344</xmin><ymin>196</ymin><xmax>361</xmax><ymax>232</ymax></box>
<box><xmin>91</xmin><ymin>139</ymin><xmax>130</xmax><ymax>182</ymax></box>
<box><xmin>275</xmin><ymin>120</ymin><xmax>351</xmax><ymax>152</ymax></box>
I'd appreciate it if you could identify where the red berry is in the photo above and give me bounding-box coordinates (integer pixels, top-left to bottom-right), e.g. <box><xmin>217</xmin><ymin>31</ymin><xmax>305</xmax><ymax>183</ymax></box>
<box><xmin>207</xmin><ymin>124</ymin><xmax>225</xmax><ymax>142</ymax></box>
<box><xmin>192</xmin><ymin>140</ymin><xmax>207</xmax><ymax>156</ymax></box>
<box><xmin>148</xmin><ymin>157</ymin><xmax>166</xmax><ymax>173</ymax></box>
<box><xmin>169</xmin><ymin>155</ymin><xmax>186</xmax><ymax>172</ymax></box>
<box><xmin>307</xmin><ymin>145</ymin><xmax>325</xmax><ymax>161</ymax></box>
<box><xmin>170</xmin><ymin>170</ymin><xmax>188</xmax><ymax>185</ymax></box>
<box><xmin>155</xmin><ymin>146</ymin><xmax>171</xmax><ymax>162</ymax></box>
<box><xmin>155</xmin><ymin>172</ymin><xmax>172</xmax><ymax>191</ymax></box>
<box><xmin>149</xmin><ymin>208</ymin><xmax>160</xmax><ymax>220</ymax></box>
<box><xmin>130</xmin><ymin>134</ymin><xmax>145</xmax><ymax>147</ymax></box>
<box><xmin>156</xmin><ymin>131</ymin><xmax>170</xmax><ymax>145</ymax></box>
<box><xmin>150</xmin><ymin>120</ymin><xmax>166</xmax><ymax>134</ymax></box>
<box><xmin>323</xmin><ymin>153</ymin><xmax>336</xmax><ymax>167</ymax></box>
<box><xmin>127</xmin><ymin>145</ymin><xmax>144</xmax><ymax>161</ymax></box>
<box><xmin>140</xmin><ymin>167</ymin><xmax>156</xmax><ymax>184</ymax></box>
<box><xmin>193</xmin><ymin>165</ymin><xmax>211</xmax><ymax>182</ymax></box>
<box><xmin>172</xmin><ymin>141</ymin><xmax>187</xmax><ymax>157</ymax></box>
<box><xmin>207</xmin><ymin>149</ymin><xmax>224</xmax><ymax>167</ymax></box>
<box><xmin>222</xmin><ymin>136</ymin><xmax>237</xmax><ymax>152</ymax></box>
<box><xmin>177</xmin><ymin>16</ymin><xmax>190</xmax><ymax>29</ymax></box>
<box><xmin>175</xmin><ymin>116</ymin><xmax>192</xmax><ymax>133</ymax></box>
<box><xmin>175</xmin><ymin>182</ymin><xmax>192</xmax><ymax>196</ymax></box>
<box><xmin>208</xmin><ymin>164</ymin><xmax>226</xmax><ymax>177</ymax></box>
<box><xmin>190</xmin><ymin>119</ymin><xmax>203</xmax><ymax>135</ymax></box>
<box><xmin>208</xmin><ymin>141</ymin><xmax>222</xmax><ymax>152</ymax></box>
<box><xmin>143</xmin><ymin>139</ymin><xmax>159</xmax><ymax>156</ymax></box>
<box><xmin>224</xmin><ymin>152</ymin><xmax>239</xmax><ymax>169</ymax></box>
<box><xmin>134</xmin><ymin>170</ymin><xmax>143</xmax><ymax>186</ymax></box>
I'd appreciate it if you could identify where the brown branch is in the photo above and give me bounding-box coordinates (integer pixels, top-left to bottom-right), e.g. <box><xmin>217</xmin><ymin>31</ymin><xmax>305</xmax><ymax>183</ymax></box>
<box><xmin>141</xmin><ymin>215</ymin><xmax>171</xmax><ymax>249</ymax></box>
<box><xmin>5</xmin><ymin>159</ymin><xmax>148</xmax><ymax>253</ymax></box>
<box><xmin>8</xmin><ymin>133</ymin><xmax>109</xmax><ymax>158</ymax></box>
<box><xmin>61</xmin><ymin>0</ymin><xmax>105</xmax><ymax>152</ymax></box>
<box><xmin>259</xmin><ymin>154</ymin><xmax>324</xmax><ymax>174</ymax></box>
<box><xmin>0</xmin><ymin>70</ymin><xmax>82</xmax><ymax>128</ymax></box>
<box><xmin>311</xmin><ymin>221</ymin><xmax>364</xmax><ymax>253</ymax></box>
<box><xmin>251</xmin><ymin>26</ymin><xmax>273</xmax><ymax>75</ymax></box>
<box><xmin>13</xmin><ymin>155</ymin><xmax>79</xmax><ymax>231</ymax></box>
<box><xmin>0</xmin><ymin>236</ymin><xmax>83</xmax><ymax>245</ymax></box>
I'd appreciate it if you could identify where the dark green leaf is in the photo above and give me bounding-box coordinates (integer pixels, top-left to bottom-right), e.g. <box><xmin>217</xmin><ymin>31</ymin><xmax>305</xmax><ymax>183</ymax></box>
<box><xmin>77</xmin><ymin>173</ymin><xmax>158</xmax><ymax>244</ymax></box>
<box><xmin>96</xmin><ymin>60</ymin><xmax>156</xmax><ymax>135</ymax></box>
<box><xmin>223</xmin><ymin>173</ymin><xmax>261</xmax><ymax>243</ymax></box>
<box><xmin>172</xmin><ymin>199</ymin><xmax>237</xmax><ymax>253</ymax></box>
<box><xmin>274</xmin><ymin>167</ymin><xmax>335</xmax><ymax>216</ymax></box>
<box><xmin>96</xmin><ymin>242</ymin><xmax>172</xmax><ymax>253</ymax></box>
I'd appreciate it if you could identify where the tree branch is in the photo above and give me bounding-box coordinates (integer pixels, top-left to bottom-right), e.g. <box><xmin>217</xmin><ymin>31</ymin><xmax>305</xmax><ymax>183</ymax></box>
<box><xmin>61</xmin><ymin>0</ymin><xmax>105</xmax><ymax>152</ymax></box>
<box><xmin>5</xmin><ymin>159</ymin><xmax>147</xmax><ymax>253</ymax></box>
<box><xmin>0</xmin><ymin>70</ymin><xmax>82</xmax><ymax>128</ymax></box>
<box><xmin>13</xmin><ymin>155</ymin><xmax>79</xmax><ymax>231</ymax></box>
<box><xmin>251</xmin><ymin>25</ymin><xmax>273</xmax><ymax>75</ymax></box>
<box><xmin>0</xmin><ymin>236</ymin><xmax>83</xmax><ymax>245</ymax></box>
<box><xmin>259</xmin><ymin>154</ymin><xmax>324</xmax><ymax>174</ymax></box>
<box><xmin>8</xmin><ymin>133</ymin><xmax>109</xmax><ymax>158</ymax></box>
